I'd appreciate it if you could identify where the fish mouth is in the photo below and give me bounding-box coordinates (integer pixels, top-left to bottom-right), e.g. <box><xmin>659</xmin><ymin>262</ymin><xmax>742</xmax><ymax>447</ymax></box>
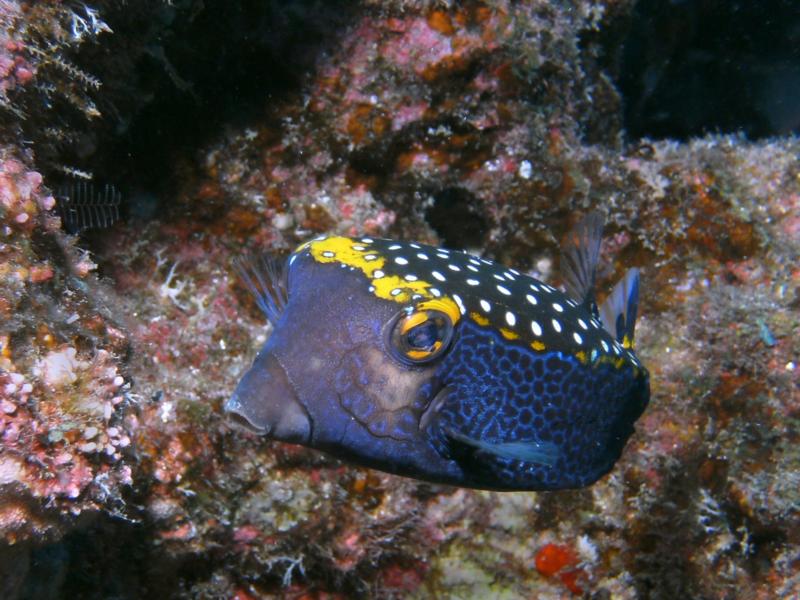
<box><xmin>224</xmin><ymin>398</ymin><xmax>269</xmax><ymax>434</ymax></box>
<box><xmin>224</xmin><ymin>351</ymin><xmax>311</xmax><ymax>444</ymax></box>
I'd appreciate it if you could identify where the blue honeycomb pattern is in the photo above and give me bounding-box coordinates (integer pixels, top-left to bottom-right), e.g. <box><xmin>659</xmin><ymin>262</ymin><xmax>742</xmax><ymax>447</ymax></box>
<box><xmin>429</xmin><ymin>320</ymin><xmax>649</xmax><ymax>490</ymax></box>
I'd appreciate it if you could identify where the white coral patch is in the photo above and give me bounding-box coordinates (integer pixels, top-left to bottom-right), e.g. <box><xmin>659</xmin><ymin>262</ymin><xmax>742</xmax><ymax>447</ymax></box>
<box><xmin>39</xmin><ymin>347</ymin><xmax>82</xmax><ymax>387</ymax></box>
<box><xmin>577</xmin><ymin>534</ymin><xmax>598</xmax><ymax>565</ymax></box>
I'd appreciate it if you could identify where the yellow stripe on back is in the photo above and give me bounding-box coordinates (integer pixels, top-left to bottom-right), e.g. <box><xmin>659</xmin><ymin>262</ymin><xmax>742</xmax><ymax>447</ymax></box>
<box><xmin>303</xmin><ymin>236</ymin><xmax>460</xmax><ymax>323</ymax></box>
<box><xmin>306</xmin><ymin>236</ymin><xmax>386</xmax><ymax>276</ymax></box>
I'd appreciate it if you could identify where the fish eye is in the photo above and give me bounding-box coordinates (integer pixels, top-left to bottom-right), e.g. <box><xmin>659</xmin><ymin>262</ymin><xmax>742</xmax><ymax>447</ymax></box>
<box><xmin>388</xmin><ymin>309</ymin><xmax>454</xmax><ymax>365</ymax></box>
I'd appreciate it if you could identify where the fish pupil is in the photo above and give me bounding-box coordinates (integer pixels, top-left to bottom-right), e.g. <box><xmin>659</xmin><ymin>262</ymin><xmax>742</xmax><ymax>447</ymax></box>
<box><xmin>407</xmin><ymin>321</ymin><xmax>439</xmax><ymax>349</ymax></box>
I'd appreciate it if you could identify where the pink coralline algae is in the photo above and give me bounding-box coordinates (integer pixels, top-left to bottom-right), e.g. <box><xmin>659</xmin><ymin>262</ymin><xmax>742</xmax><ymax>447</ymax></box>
<box><xmin>0</xmin><ymin>0</ymin><xmax>799</xmax><ymax>598</ymax></box>
<box><xmin>0</xmin><ymin>39</ymin><xmax>34</xmax><ymax>93</ymax></box>
<box><xmin>0</xmin><ymin>1</ymin><xmax>34</xmax><ymax>98</ymax></box>
<box><xmin>0</xmin><ymin>158</ymin><xmax>47</xmax><ymax>226</ymax></box>
<box><xmin>0</xmin><ymin>152</ymin><xmax>134</xmax><ymax>551</ymax></box>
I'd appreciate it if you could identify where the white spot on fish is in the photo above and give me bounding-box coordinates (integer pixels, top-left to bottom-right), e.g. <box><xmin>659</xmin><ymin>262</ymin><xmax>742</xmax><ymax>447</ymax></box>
<box><xmin>453</xmin><ymin>294</ymin><xmax>466</xmax><ymax>315</ymax></box>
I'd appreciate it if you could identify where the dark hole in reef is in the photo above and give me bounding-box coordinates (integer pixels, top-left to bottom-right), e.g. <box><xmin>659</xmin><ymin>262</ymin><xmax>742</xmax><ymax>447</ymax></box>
<box><xmin>613</xmin><ymin>0</ymin><xmax>800</xmax><ymax>140</ymax></box>
<box><xmin>18</xmin><ymin>515</ymin><xmax>239</xmax><ymax>598</ymax></box>
<box><xmin>425</xmin><ymin>187</ymin><xmax>488</xmax><ymax>250</ymax></box>
<box><xmin>348</xmin><ymin>142</ymin><xmax>395</xmax><ymax>179</ymax></box>
<box><xmin>49</xmin><ymin>0</ymin><xmax>357</xmax><ymax>229</ymax></box>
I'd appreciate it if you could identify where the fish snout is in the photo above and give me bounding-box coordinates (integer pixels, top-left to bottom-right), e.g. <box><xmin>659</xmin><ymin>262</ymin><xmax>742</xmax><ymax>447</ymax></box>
<box><xmin>224</xmin><ymin>351</ymin><xmax>311</xmax><ymax>444</ymax></box>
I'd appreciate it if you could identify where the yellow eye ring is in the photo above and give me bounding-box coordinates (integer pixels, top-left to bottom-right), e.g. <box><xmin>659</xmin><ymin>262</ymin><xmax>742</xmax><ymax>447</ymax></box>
<box><xmin>387</xmin><ymin>309</ymin><xmax>454</xmax><ymax>365</ymax></box>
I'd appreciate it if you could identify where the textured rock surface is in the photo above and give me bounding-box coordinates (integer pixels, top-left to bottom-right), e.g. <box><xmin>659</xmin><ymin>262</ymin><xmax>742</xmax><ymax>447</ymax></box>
<box><xmin>0</xmin><ymin>1</ymin><xmax>798</xmax><ymax>598</ymax></box>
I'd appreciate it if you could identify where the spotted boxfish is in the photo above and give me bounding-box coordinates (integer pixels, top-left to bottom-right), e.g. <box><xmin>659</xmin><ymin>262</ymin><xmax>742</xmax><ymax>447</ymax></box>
<box><xmin>225</xmin><ymin>212</ymin><xmax>649</xmax><ymax>491</ymax></box>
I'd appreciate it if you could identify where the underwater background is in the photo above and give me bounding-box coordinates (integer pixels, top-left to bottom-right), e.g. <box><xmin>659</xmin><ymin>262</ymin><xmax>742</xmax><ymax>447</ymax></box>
<box><xmin>0</xmin><ymin>1</ymin><xmax>798</xmax><ymax>598</ymax></box>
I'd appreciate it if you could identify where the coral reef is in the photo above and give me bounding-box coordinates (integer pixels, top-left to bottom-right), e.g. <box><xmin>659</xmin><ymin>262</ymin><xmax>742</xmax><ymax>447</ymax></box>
<box><xmin>0</xmin><ymin>0</ymin><xmax>798</xmax><ymax>598</ymax></box>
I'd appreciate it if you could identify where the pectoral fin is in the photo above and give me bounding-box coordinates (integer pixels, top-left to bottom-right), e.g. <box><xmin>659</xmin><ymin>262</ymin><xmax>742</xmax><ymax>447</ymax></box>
<box><xmin>447</xmin><ymin>429</ymin><xmax>560</xmax><ymax>467</ymax></box>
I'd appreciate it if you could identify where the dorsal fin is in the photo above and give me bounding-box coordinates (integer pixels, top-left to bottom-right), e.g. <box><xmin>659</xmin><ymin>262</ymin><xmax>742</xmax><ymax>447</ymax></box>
<box><xmin>599</xmin><ymin>268</ymin><xmax>640</xmax><ymax>347</ymax></box>
<box><xmin>233</xmin><ymin>254</ymin><xmax>288</xmax><ymax>326</ymax></box>
<box><xmin>560</xmin><ymin>211</ymin><xmax>603</xmax><ymax>308</ymax></box>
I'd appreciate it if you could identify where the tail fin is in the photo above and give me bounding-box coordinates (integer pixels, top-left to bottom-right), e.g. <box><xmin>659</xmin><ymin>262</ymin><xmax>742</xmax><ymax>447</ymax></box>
<box><xmin>599</xmin><ymin>268</ymin><xmax>640</xmax><ymax>348</ymax></box>
<box><xmin>560</xmin><ymin>211</ymin><xmax>603</xmax><ymax>308</ymax></box>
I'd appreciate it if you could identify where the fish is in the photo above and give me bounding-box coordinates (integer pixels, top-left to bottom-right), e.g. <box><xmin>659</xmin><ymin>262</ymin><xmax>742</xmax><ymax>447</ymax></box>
<box><xmin>225</xmin><ymin>212</ymin><xmax>649</xmax><ymax>491</ymax></box>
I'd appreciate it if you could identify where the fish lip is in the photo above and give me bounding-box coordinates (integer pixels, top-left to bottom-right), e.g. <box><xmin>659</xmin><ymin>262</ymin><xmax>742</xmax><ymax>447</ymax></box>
<box><xmin>223</xmin><ymin>351</ymin><xmax>311</xmax><ymax>444</ymax></box>
<box><xmin>223</xmin><ymin>394</ymin><xmax>271</xmax><ymax>435</ymax></box>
